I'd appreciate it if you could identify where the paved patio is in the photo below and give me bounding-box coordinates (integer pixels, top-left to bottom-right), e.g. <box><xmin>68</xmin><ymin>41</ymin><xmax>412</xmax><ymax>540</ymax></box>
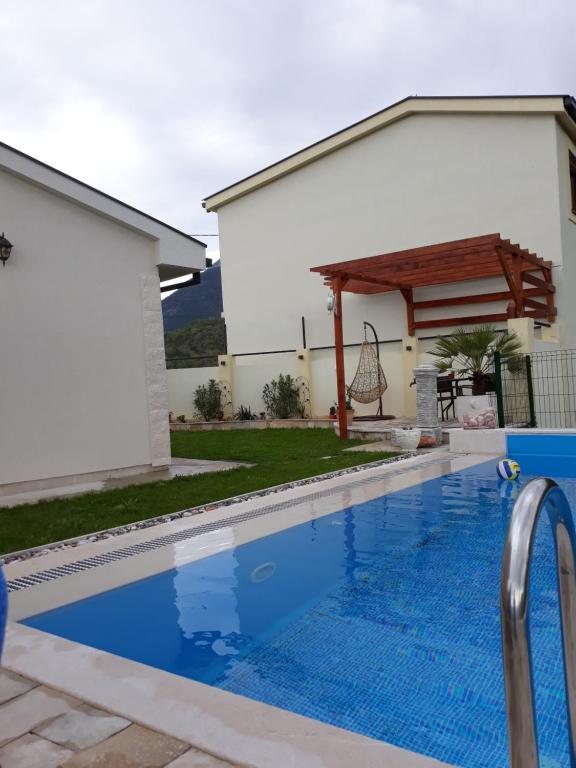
<box><xmin>0</xmin><ymin>669</ymin><xmax>237</xmax><ymax>767</ymax></box>
<box><xmin>0</xmin><ymin>458</ymin><xmax>250</xmax><ymax>509</ymax></box>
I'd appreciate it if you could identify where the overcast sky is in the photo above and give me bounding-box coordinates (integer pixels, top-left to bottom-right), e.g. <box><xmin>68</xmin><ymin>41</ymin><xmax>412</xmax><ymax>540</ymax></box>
<box><xmin>1</xmin><ymin>0</ymin><xmax>574</xmax><ymax>274</ymax></box>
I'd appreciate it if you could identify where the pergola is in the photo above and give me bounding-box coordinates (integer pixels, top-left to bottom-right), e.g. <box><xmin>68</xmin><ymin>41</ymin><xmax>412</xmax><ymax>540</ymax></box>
<box><xmin>310</xmin><ymin>233</ymin><xmax>556</xmax><ymax>438</ymax></box>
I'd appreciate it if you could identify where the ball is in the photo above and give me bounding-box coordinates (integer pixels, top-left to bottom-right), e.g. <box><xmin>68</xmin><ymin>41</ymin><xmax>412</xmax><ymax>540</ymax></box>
<box><xmin>497</xmin><ymin>459</ymin><xmax>521</xmax><ymax>481</ymax></box>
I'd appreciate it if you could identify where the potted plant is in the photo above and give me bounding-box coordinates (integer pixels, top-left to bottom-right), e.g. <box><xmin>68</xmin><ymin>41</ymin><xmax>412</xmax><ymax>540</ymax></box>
<box><xmin>392</xmin><ymin>425</ymin><xmax>422</xmax><ymax>450</ymax></box>
<box><xmin>335</xmin><ymin>395</ymin><xmax>355</xmax><ymax>425</ymax></box>
<box><xmin>429</xmin><ymin>324</ymin><xmax>522</xmax><ymax>427</ymax></box>
<box><xmin>345</xmin><ymin>393</ymin><xmax>355</xmax><ymax>425</ymax></box>
<box><xmin>329</xmin><ymin>405</ymin><xmax>337</xmax><ymax>420</ymax></box>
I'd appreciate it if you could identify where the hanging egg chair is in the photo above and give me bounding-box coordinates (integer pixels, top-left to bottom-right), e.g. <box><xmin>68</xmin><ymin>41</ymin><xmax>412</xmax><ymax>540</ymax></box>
<box><xmin>347</xmin><ymin>338</ymin><xmax>388</xmax><ymax>404</ymax></box>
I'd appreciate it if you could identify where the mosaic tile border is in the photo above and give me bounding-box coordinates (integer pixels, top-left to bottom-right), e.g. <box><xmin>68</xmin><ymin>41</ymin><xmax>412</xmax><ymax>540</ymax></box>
<box><xmin>5</xmin><ymin>452</ymin><xmax>460</xmax><ymax>594</ymax></box>
<box><xmin>3</xmin><ymin>452</ymin><xmax>421</xmax><ymax>565</ymax></box>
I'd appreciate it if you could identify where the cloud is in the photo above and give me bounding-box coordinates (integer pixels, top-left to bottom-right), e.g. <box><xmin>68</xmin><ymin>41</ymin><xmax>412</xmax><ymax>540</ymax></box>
<box><xmin>0</xmin><ymin>0</ymin><xmax>573</xmax><ymax>261</ymax></box>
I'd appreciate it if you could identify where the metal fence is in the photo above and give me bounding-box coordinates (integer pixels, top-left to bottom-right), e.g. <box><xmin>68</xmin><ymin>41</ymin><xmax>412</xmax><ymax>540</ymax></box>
<box><xmin>493</xmin><ymin>349</ymin><xmax>576</xmax><ymax>429</ymax></box>
<box><xmin>492</xmin><ymin>353</ymin><xmax>535</xmax><ymax>428</ymax></box>
<box><xmin>165</xmin><ymin>354</ymin><xmax>219</xmax><ymax>369</ymax></box>
<box><xmin>529</xmin><ymin>350</ymin><xmax>576</xmax><ymax>428</ymax></box>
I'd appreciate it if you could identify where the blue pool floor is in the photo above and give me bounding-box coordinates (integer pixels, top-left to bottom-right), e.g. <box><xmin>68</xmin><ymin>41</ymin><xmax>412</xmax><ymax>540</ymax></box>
<box><xmin>23</xmin><ymin>458</ymin><xmax>573</xmax><ymax>768</ymax></box>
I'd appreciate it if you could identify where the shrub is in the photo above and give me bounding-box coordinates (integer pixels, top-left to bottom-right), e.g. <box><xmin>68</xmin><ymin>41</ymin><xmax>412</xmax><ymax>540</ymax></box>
<box><xmin>194</xmin><ymin>379</ymin><xmax>222</xmax><ymax>421</ymax></box>
<box><xmin>235</xmin><ymin>405</ymin><xmax>256</xmax><ymax>421</ymax></box>
<box><xmin>262</xmin><ymin>374</ymin><xmax>302</xmax><ymax>419</ymax></box>
<box><xmin>176</xmin><ymin>414</ymin><xmax>186</xmax><ymax>423</ymax></box>
<box><xmin>429</xmin><ymin>324</ymin><xmax>522</xmax><ymax>396</ymax></box>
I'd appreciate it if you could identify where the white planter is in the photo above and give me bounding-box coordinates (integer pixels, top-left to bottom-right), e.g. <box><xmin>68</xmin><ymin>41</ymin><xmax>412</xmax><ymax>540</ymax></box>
<box><xmin>392</xmin><ymin>428</ymin><xmax>422</xmax><ymax>450</ymax></box>
<box><xmin>456</xmin><ymin>394</ymin><xmax>497</xmax><ymax>429</ymax></box>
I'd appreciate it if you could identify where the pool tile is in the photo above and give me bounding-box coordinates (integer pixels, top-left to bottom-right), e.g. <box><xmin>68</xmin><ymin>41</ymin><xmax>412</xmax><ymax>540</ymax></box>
<box><xmin>0</xmin><ymin>669</ymin><xmax>38</xmax><ymax>704</ymax></box>
<box><xmin>60</xmin><ymin>723</ymin><xmax>189</xmax><ymax>767</ymax></box>
<box><xmin>34</xmin><ymin>704</ymin><xmax>130</xmax><ymax>750</ymax></box>
<box><xmin>0</xmin><ymin>685</ymin><xmax>80</xmax><ymax>746</ymax></box>
<box><xmin>0</xmin><ymin>733</ymin><xmax>74</xmax><ymax>768</ymax></box>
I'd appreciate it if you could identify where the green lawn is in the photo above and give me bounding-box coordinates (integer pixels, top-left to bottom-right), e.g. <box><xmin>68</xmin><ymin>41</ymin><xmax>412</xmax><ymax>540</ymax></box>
<box><xmin>0</xmin><ymin>429</ymin><xmax>398</xmax><ymax>555</ymax></box>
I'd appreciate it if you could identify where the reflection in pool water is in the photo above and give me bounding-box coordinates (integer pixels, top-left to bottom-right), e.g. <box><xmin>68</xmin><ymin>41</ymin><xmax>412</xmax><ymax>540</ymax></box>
<box><xmin>22</xmin><ymin>458</ymin><xmax>576</xmax><ymax>768</ymax></box>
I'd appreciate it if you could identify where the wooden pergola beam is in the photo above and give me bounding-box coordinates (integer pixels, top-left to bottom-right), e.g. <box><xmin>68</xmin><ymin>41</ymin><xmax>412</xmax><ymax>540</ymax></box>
<box><xmin>506</xmin><ymin>242</ymin><xmax>547</xmax><ymax>269</ymax></box>
<box><xmin>496</xmin><ymin>246</ymin><xmax>522</xmax><ymax>315</ymax></box>
<box><xmin>319</xmin><ymin>254</ymin><xmax>547</xmax><ymax>293</ymax></box>
<box><xmin>401</xmin><ymin>288</ymin><xmax>415</xmax><ymax>336</ymax></box>
<box><xmin>311</xmin><ymin>234</ymin><xmax>557</xmax><ymax>439</ymax></box>
<box><xmin>333</xmin><ymin>270</ymin><xmax>409</xmax><ymax>290</ymax></box>
<box><xmin>524</xmin><ymin>298</ymin><xmax>548</xmax><ymax>312</ymax></box>
<box><xmin>522</xmin><ymin>272</ymin><xmax>555</xmax><ymax>291</ymax></box>
<box><xmin>413</xmin><ymin>288</ymin><xmax>550</xmax><ymax>310</ymax></box>
<box><xmin>414</xmin><ymin>308</ymin><xmax>554</xmax><ymax>331</ymax></box>
<box><xmin>332</xmin><ymin>277</ymin><xmax>348</xmax><ymax>440</ymax></box>
<box><xmin>311</xmin><ymin>233</ymin><xmax>501</xmax><ymax>275</ymax></box>
<box><xmin>414</xmin><ymin>312</ymin><xmax>511</xmax><ymax>330</ymax></box>
<box><xmin>541</xmin><ymin>264</ymin><xmax>556</xmax><ymax>322</ymax></box>
<box><xmin>356</xmin><ymin>244</ymin><xmax>499</xmax><ymax>276</ymax></box>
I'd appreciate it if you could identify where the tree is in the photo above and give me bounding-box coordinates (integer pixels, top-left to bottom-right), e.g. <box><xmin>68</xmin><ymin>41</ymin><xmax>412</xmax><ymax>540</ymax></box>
<box><xmin>193</xmin><ymin>379</ymin><xmax>222</xmax><ymax>421</ymax></box>
<box><xmin>428</xmin><ymin>324</ymin><xmax>522</xmax><ymax>395</ymax></box>
<box><xmin>262</xmin><ymin>374</ymin><xmax>302</xmax><ymax>418</ymax></box>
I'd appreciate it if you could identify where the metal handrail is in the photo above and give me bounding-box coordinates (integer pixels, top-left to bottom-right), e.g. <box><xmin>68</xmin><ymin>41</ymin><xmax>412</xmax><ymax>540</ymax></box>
<box><xmin>500</xmin><ymin>477</ymin><xmax>576</xmax><ymax>768</ymax></box>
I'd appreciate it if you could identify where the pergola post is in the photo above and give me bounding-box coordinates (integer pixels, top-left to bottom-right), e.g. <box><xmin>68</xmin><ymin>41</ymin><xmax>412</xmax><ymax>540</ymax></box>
<box><xmin>333</xmin><ymin>277</ymin><xmax>348</xmax><ymax>440</ymax></box>
<box><xmin>401</xmin><ymin>288</ymin><xmax>415</xmax><ymax>336</ymax></box>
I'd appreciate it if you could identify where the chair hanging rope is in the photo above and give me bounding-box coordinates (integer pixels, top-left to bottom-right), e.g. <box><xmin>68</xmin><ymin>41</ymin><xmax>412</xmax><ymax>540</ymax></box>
<box><xmin>347</xmin><ymin>340</ymin><xmax>388</xmax><ymax>404</ymax></box>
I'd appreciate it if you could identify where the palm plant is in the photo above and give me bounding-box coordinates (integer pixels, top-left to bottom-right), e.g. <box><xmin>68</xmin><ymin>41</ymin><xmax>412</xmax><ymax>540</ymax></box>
<box><xmin>429</xmin><ymin>324</ymin><xmax>522</xmax><ymax>395</ymax></box>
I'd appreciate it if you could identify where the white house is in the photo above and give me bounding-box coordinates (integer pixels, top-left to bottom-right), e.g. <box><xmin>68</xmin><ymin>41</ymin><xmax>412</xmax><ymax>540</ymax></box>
<box><xmin>195</xmin><ymin>95</ymin><xmax>576</xmax><ymax>421</ymax></box>
<box><xmin>0</xmin><ymin>140</ymin><xmax>206</xmax><ymax>490</ymax></box>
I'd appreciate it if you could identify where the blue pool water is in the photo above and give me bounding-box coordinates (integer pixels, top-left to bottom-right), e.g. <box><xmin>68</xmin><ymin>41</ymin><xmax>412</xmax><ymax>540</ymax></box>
<box><xmin>23</xmin><ymin>458</ymin><xmax>574</xmax><ymax>767</ymax></box>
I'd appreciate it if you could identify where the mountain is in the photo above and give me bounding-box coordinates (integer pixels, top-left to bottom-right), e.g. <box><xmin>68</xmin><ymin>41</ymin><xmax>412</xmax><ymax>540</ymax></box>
<box><xmin>164</xmin><ymin>317</ymin><xmax>226</xmax><ymax>368</ymax></box>
<box><xmin>161</xmin><ymin>261</ymin><xmax>223</xmax><ymax>332</ymax></box>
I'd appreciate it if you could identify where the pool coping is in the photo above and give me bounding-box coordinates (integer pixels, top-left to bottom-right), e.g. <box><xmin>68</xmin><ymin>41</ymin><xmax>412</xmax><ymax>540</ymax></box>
<box><xmin>2</xmin><ymin>452</ymin><xmax>495</xmax><ymax>768</ymax></box>
<box><xmin>1</xmin><ymin>450</ymin><xmax>419</xmax><ymax>566</ymax></box>
<box><xmin>4</xmin><ymin>450</ymin><xmax>461</xmax><ymax>588</ymax></box>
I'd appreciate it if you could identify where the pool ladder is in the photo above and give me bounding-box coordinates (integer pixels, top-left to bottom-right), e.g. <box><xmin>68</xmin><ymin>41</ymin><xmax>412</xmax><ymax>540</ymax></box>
<box><xmin>501</xmin><ymin>478</ymin><xmax>576</xmax><ymax>768</ymax></box>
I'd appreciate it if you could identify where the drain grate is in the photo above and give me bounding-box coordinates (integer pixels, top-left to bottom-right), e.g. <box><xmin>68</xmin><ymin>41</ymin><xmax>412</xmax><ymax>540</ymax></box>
<box><xmin>7</xmin><ymin>453</ymin><xmax>458</xmax><ymax>593</ymax></box>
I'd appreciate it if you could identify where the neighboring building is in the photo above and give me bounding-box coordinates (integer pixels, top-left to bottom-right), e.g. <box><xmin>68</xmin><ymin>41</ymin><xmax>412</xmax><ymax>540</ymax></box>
<box><xmin>199</xmin><ymin>95</ymin><xmax>576</xmax><ymax>419</ymax></box>
<box><xmin>0</xmin><ymin>141</ymin><xmax>206</xmax><ymax>490</ymax></box>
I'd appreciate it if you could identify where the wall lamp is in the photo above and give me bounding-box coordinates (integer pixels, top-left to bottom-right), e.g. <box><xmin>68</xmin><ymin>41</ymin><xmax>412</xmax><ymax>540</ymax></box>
<box><xmin>0</xmin><ymin>233</ymin><xmax>13</xmax><ymax>266</ymax></box>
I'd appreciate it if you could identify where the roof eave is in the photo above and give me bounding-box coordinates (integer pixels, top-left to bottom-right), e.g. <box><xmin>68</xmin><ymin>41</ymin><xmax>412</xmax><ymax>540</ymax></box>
<box><xmin>0</xmin><ymin>139</ymin><xmax>207</xmax><ymax>248</ymax></box>
<box><xmin>203</xmin><ymin>95</ymin><xmax>573</xmax><ymax>212</ymax></box>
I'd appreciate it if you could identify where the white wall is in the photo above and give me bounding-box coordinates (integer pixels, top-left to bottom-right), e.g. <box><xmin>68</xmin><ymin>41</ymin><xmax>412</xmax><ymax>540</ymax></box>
<box><xmin>210</xmin><ymin>112</ymin><xmax>569</xmax><ymax>417</ymax></box>
<box><xmin>555</xmin><ymin>123</ymin><xmax>576</xmax><ymax>348</ymax></box>
<box><xmin>167</xmin><ymin>367</ymin><xmax>220</xmax><ymax>420</ymax></box>
<box><xmin>0</xmin><ymin>168</ymin><xmax>169</xmax><ymax>485</ymax></box>
<box><xmin>233</xmin><ymin>354</ymin><xmax>298</xmax><ymax>416</ymax></box>
<box><xmin>216</xmin><ymin>113</ymin><xmax>563</xmax><ymax>359</ymax></box>
<box><xmin>167</xmin><ymin>344</ymin><xmax>405</xmax><ymax>419</ymax></box>
<box><xmin>0</xmin><ymin>142</ymin><xmax>206</xmax><ymax>281</ymax></box>
<box><xmin>309</xmin><ymin>344</ymin><xmax>404</xmax><ymax>417</ymax></box>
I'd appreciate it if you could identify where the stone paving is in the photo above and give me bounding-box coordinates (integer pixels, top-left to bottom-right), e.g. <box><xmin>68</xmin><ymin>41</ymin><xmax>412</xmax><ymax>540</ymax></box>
<box><xmin>0</xmin><ymin>669</ymin><xmax>237</xmax><ymax>768</ymax></box>
<box><xmin>0</xmin><ymin>458</ymin><xmax>251</xmax><ymax>509</ymax></box>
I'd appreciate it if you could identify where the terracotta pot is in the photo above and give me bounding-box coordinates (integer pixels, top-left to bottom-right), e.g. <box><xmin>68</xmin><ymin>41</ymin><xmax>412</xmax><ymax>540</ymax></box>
<box><xmin>346</xmin><ymin>409</ymin><xmax>355</xmax><ymax>425</ymax></box>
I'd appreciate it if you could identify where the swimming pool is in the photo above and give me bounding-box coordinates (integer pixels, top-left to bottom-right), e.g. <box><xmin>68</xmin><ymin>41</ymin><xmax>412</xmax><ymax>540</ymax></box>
<box><xmin>19</xmin><ymin>456</ymin><xmax>573</xmax><ymax>768</ymax></box>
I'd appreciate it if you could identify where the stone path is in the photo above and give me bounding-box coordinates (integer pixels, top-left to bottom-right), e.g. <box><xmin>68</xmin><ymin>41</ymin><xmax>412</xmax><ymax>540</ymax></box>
<box><xmin>0</xmin><ymin>669</ymin><xmax>237</xmax><ymax>768</ymax></box>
